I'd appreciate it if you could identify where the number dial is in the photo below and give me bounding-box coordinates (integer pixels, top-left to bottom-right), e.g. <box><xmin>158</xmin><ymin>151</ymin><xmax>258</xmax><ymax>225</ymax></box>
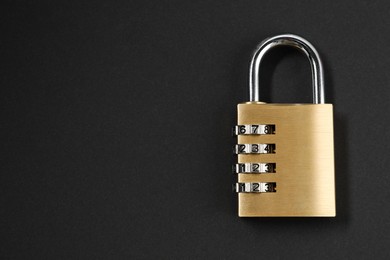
<box><xmin>235</xmin><ymin>182</ymin><xmax>277</xmax><ymax>193</ymax></box>
<box><xmin>235</xmin><ymin>163</ymin><xmax>276</xmax><ymax>173</ymax></box>
<box><xmin>234</xmin><ymin>124</ymin><xmax>275</xmax><ymax>135</ymax></box>
<box><xmin>234</xmin><ymin>144</ymin><xmax>276</xmax><ymax>154</ymax></box>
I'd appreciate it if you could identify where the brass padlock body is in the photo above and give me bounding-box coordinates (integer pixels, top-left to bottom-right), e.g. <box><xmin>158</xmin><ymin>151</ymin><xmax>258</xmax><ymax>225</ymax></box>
<box><xmin>237</xmin><ymin>102</ymin><xmax>335</xmax><ymax>217</ymax></box>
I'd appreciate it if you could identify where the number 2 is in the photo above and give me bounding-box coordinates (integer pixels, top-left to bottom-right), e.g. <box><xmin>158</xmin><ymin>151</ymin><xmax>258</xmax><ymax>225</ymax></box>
<box><xmin>239</xmin><ymin>145</ymin><xmax>246</xmax><ymax>153</ymax></box>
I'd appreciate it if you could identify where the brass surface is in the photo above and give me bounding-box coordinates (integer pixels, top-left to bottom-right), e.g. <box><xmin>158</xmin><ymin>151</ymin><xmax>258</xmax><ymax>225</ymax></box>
<box><xmin>237</xmin><ymin>102</ymin><xmax>335</xmax><ymax>217</ymax></box>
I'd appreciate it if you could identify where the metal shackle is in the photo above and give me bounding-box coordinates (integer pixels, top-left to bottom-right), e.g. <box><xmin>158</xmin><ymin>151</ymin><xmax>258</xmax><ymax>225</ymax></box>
<box><xmin>249</xmin><ymin>34</ymin><xmax>325</xmax><ymax>104</ymax></box>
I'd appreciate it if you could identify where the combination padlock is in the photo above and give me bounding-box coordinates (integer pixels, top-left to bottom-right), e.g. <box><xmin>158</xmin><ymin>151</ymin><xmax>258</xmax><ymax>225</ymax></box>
<box><xmin>234</xmin><ymin>34</ymin><xmax>335</xmax><ymax>217</ymax></box>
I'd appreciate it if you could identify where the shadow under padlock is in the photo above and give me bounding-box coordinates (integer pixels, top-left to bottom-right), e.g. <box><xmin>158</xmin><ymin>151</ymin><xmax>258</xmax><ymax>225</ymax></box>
<box><xmin>233</xmin><ymin>34</ymin><xmax>336</xmax><ymax>217</ymax></box>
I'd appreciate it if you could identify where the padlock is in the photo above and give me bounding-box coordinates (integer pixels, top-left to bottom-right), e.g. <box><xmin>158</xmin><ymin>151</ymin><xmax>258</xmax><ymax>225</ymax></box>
<box><xmin>234</xmin><ymin>34</ymin><xmax>335</xmax><ymax>217</ymax></box>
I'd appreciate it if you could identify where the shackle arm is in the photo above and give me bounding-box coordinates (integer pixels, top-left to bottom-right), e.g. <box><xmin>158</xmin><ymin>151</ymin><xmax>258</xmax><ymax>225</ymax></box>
<box><xmin>249</xmin><ymin>34</ymin><xmax>325</xmax><ymax>104</ymax></box>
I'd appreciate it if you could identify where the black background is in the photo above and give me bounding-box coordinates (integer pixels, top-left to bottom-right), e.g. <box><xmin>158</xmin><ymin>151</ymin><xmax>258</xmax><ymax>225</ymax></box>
<box><xmin>2</xmin><ymin>1</ymin><xmax>390</xmax><ymax>259</ymax></box>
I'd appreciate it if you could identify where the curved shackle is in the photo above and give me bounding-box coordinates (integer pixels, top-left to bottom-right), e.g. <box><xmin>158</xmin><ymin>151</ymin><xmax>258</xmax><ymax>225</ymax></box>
<box><xmin>249</xmin><ymin>34</ymin><xmax>325</xmax><ymax>104</ymax></box>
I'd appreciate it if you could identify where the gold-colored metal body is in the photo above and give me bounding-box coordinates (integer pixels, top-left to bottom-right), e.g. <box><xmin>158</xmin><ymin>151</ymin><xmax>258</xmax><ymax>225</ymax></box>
<box><xmin>238</xmin><ymin>102</ymin><xmax>335</xmax><ymax>217</ymax></box>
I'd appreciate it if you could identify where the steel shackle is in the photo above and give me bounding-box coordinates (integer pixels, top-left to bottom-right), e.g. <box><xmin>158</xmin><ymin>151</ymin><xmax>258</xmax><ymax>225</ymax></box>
<box><xmin>249</xmin><ymin>34</ymin><xmax>325</xmax><ymax>104</ymax></box>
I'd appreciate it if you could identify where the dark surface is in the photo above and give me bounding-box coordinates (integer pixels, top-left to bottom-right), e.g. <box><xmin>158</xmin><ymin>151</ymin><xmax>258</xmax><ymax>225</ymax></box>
<box><xmin>1</xmin><ymin>1</ymin><xmax>390</xmax><ymax>259</ymax></box>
